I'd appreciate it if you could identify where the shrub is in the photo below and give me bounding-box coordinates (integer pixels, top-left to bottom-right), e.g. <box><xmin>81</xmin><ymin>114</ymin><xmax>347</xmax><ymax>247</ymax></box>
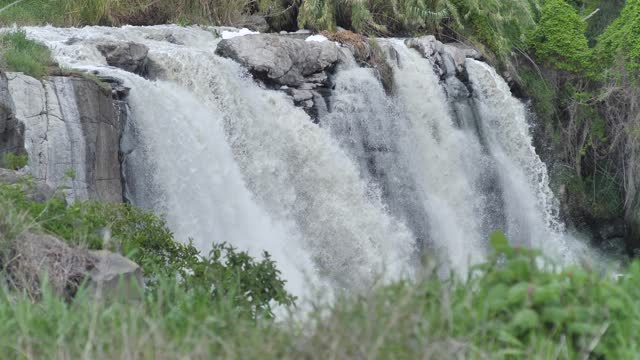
<box><xmin>528</xmin><ymin>0</ymin><xmax>592</xmax><ymax>73</ymax></box>
<box><xmin>0</xmin><ymin>181</ymin><xmax>294</xmax><ymax>317</ymax></box>
<box><xmin>596</xmin><ymin>0</ymin><xmax>640</xmax><ymax>76</ymax></box>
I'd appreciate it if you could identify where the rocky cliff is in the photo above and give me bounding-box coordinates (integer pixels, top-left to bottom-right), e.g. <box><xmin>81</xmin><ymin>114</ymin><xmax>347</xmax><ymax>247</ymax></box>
<box><xmin>0</xmin><ymin>71</ymin><xmax>126</xmax><ymax>203</ymax></box>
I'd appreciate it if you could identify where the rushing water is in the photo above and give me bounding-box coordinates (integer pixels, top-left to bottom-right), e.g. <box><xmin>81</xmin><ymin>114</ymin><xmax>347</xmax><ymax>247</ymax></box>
<box><xmin>21</xmin><ymin>25</ymin><xmax>580</xmax><ymax>295</ymax></box>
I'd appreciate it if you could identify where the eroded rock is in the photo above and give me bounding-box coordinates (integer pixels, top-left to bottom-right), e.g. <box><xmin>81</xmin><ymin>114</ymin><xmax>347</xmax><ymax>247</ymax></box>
<box><xmin>216</xmin><ymin>34</ymin><xmax>338</xmax><ymax>87</ymax></box>
<box><xmin>97</xmin><ymin>42</ymin><xmax>149</xmax><ymax>76</ymax></box>
<box><xmin>406</xmin><ymin>36</ymin><xmax>481</xmax><ymax>78</ymax></box>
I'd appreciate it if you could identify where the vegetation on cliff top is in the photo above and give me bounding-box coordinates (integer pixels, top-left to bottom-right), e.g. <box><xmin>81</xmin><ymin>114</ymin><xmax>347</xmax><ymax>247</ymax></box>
<box><xmin>0</xmin><ymin>29</ymin><xmax>53</xmax><ymax>78</ymax></box>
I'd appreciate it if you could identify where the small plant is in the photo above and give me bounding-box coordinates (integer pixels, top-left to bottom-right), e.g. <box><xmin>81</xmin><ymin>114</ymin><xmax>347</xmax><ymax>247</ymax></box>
<box><xmin>1</xmin><ymin>152</ymin><xmax>28</xmax><ymax>170</ymax></box>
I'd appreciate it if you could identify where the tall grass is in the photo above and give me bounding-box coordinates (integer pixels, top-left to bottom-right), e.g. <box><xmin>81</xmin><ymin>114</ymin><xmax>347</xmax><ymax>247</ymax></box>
<box><xmin>0</xmin><ymin>0</ymin><xmax>255</xmax><ymax>26</ymax></box>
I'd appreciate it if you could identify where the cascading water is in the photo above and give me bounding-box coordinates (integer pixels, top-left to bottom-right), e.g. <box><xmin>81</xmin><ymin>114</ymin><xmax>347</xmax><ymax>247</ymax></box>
<box><xmin>22</xmin><ymin>25</ymin><xmax>580</xmax><ymax>295</ymax></box>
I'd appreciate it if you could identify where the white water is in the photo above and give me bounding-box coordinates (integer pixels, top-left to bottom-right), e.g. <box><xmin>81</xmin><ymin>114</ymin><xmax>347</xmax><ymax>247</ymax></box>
<box><xmin>21</xmin><ymin>25</ymin><xmax>580</xmax><ymax>293</ymax></box>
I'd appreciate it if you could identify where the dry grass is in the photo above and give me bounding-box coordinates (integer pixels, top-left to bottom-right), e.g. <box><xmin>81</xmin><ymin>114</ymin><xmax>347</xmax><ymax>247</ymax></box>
<box><xmin>6</xmin><ymin>232</ymin><xmax>96</xmax><ymax>301</ymax></box>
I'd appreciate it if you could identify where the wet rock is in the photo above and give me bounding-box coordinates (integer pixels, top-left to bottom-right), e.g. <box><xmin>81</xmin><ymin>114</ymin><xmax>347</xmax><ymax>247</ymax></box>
<box><xmin>407</xmin><ymin>36</ymin><xmax>481</xmax><ymax>78</ymax></box>
<box><xmin>216</xmin><ymin>34</ymin><xmax>338</xmax><ymax>87</ymax></box>
<box><xmin>96</xmin><ymin>42</ymin><xmax>149</xmax><ymax>76</ymax></box>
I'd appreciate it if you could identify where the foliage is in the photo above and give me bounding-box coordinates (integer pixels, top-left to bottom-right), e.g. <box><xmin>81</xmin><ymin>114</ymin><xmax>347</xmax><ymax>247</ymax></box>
<box><xmin>0</xmin><ymin>182</ymin><xmax>294</xmax><ymax>317</ymax></box>
<box><xmin>0</xmin><ymin>30</ymin><xmax>53</xmax><ymax>78</ymax></box>
<box><xmin>596</xmin><ymin>0</ymin><xmax>640</xmax><ymax>76</ymax></box>
<box><xmin>1</xmin><ymin>152</ymin><xmax>28</xmax><ymax>170</ymax></box>
<box><xmin>0</xmin><ymin>231</ymin><xmax>638</xmax><ymax>358</ymax></box>
<box><xmin>528</xmin><ymin>0</ymin><xmax>592</xmax><ymax>73</ymax></box>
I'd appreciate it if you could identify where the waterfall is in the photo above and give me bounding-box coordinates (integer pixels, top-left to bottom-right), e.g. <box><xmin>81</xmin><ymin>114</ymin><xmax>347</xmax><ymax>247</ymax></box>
<box><xmin>23</xmin><ymin>25</ymin><xmax>578</xmax><ymax>294</ymax></box>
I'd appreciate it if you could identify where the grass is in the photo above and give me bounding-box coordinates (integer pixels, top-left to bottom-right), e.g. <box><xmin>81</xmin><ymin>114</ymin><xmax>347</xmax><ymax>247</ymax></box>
<box><xmin>0</xmin><ymin>30</ymin><xmax>53</xmax><ymax>78</ymax></box>
<box><xmin>0</xmin><ymin>0</ymin><xmax>255</xmax><ymax>27</ymax></box>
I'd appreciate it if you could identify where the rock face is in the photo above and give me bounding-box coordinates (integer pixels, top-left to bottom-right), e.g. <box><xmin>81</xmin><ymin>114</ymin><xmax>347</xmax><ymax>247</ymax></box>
<box><xmin>216</xmin><ymin>34</ymin><xmax>339</xmax><ymax>118</ymax></box>
<box><xmin>3</xmin><ymin>73</ymin><xmax>126</xmax><ymax>203</ymax></box>
<box><xmin>97</xmin><ymin>42</ymin><xmax>149</xmax><ymax>76</ymax></box>
<box><xmin>0</xmin><ymin>72</ymin><xmax>24</xmax><ymax>157</ymax></box>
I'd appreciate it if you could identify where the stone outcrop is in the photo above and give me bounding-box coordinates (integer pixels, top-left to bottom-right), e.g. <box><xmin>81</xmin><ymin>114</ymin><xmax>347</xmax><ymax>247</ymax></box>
<box><xmin>97</xmin><ymin>42</ymin><xmax>149</xmax><ymax>76</ymax></box>
<box><xmin>3</xmin><ymin>72</ymin><xmax>126</xmax><ymax>203</ymax></box>
<box><xmin>216</xmin><ymin>34</ymin><xmax>338</xmax><ymax>86</ymax></box>
<box><xmin>406</xmin><ymin>36</ymin><xmax>482</xmax><ymax>78</ymax></box>
<box><xmin>216</xmin><ymin>34</ymin><xmax>339</xmax><ymax>117</ymax></box>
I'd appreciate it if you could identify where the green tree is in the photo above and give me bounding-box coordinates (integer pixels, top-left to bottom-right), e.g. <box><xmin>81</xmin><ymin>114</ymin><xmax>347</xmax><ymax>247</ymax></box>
<box><xmin>529</xmin><ymin>0</ymin><xmax>592</xmax><ymax>73</ymax></box>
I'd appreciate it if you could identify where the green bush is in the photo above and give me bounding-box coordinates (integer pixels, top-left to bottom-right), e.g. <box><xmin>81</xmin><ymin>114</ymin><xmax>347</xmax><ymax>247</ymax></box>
<box><xmin>0</xmin><ymin>30</ymin><xmax>53</xmax><ymax>78</ymax></box>
<box><xmin>528</xmin><ymin>0</ymin><xmax>592</xmax><ymax>73</ymax></box>
<box><xmin>0</xmin><ymin>181</ymin><xmax>294</xmax><ymax>317</ymax></box>
<box><xmin>596</xmin><ymin>0</ymin><xmax>640</xmax><ymax>76</ymax></box>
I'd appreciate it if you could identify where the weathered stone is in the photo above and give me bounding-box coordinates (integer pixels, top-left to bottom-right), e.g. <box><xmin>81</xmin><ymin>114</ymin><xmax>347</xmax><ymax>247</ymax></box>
<box><xmin>89</xmin><ymin>250</ymin><xmax>143</xmax><ymax>302</ymax></box>
<box><xmin>216</xmin><ymin>34</ymin><xmax>338</xmax><ymax>86</ymax></box>
<box><xmin>96</xmin><ymin>42</ymin><xmax>149</xmax><ymax>75</ymax></box>
<box><xmin>290</xmin><ymin>89</ymin><xmax>314</xmax><ymax>103</ymax></box>
<box><xmin>7</xmin><ymin>73</ymin><xmax>124</xmax><ymax>203</ymax></box>
<box><xmin>407</xmin><ymin>36</ymin><xmax>481</xmax><ymax>76</ymax></box>
<box><xmin>442</xmin><ymin>43</ymin><xmax>481</xmax><ymax>73</ymax></box>
<box><xmin>237</xmin><ymin>15</ymin><xmax>270</xmax><ymax>33</ymax></box>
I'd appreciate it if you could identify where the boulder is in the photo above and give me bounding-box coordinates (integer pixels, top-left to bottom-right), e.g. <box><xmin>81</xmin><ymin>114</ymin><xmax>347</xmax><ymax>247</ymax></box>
<box><xmin>237</xmin><ymin>15</ymin><xmax>270</xmax><ymax>33</ymax></box>
<box><xmin>406</xmin><ymin>36</ymin><xmax>481</xmax><ymax>77</ymax></box>
<box><xmin>89</xmin><ymin>250</ymin><xmax>143</xmax><ymax>302</ymax></box>
<box><xmin>96</xmin><ymin>42</ymin><xmax>149</xmax><ymax>76</ymax></box>
<box><xmin>216</xmin><ymin>34</ymin><xmax>338</xmax><ymax>87</ymax></box>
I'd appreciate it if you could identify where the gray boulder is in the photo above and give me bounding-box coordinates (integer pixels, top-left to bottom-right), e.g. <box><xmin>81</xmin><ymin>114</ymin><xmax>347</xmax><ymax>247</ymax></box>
<box><xmin>216</xmin><ymin>34</ymin><xmax>338</xmax><ymax>87</ymax></box>
<box><xmin>97</xmin><ymin>42</ymin><xmax>149</xmax><ymax>75</ymax></box>
<box><xmin>89</xmin><ymin>250</ymin><xmax>144</xmax><ymax>302</ymax></box>
<box><xmin>406</xmin><ymin>36</ymin><xmax>481</xmax><ymax>77</ymax></box>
